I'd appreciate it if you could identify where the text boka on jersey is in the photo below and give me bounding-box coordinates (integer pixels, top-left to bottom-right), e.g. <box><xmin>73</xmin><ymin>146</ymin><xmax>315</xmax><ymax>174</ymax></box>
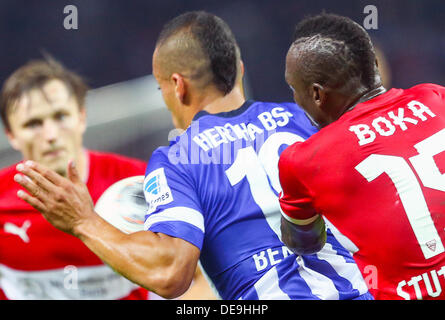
<box><xmin>349</xmin><ymin>100</ymin><xmax>435</xmax><ymax>146</ymax></box>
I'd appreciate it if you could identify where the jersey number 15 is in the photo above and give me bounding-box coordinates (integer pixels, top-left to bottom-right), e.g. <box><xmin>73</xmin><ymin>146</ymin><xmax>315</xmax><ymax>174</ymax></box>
<box><xmin>356</xmin><ymin>128</ymin><xmax>445</xmax><ymax>260</ymax></box>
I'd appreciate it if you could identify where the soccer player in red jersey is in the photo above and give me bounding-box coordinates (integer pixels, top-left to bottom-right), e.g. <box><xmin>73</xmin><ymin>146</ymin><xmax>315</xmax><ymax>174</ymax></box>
<box><xmin>0</xmin><ymin>58</ymin><xmax>149</xmax><ymax>299</ymax></box>
<box><xmin>278</xmin><ymin>13</ymin><xmax>445</xmax><ymax>300</ymax></box>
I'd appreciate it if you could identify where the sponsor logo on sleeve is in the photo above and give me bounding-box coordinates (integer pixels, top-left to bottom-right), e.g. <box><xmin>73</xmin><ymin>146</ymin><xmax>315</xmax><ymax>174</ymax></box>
<box><xmin>144</xmin><ymin>168</ymin><xmax>173</xmax><ymax>214</ymax></box>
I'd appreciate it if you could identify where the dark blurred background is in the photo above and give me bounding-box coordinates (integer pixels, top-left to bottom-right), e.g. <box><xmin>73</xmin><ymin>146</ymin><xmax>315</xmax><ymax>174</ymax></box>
<box><xmin>0</xmin><ymin>0</ymin><xmax>444</xmax><ymax>164</ymax></box>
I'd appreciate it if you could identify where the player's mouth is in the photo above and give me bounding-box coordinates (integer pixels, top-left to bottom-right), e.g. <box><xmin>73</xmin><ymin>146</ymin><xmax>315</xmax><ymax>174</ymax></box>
<box><xmin>42</xmin><ymin>149</ymin><xmax>65</xmax><ymax>158</ymax></box>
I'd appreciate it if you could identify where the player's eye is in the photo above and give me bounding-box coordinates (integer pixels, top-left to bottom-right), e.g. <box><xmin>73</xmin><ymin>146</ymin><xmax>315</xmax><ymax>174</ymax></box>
<box><xmin>54</xmin><ymin>112</ymin><xmax>68</xmax><ymax>121</ymax></box>
<box><xmin>23</xmin><ymin>119</ymin><xmax>43</xmax><ymax>129</ymax></box>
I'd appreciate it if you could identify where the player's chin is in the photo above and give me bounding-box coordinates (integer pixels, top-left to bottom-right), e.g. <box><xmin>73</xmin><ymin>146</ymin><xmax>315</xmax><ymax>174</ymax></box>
<box><xmin>41</xmin><ymin>158</ymin><xmax>69</xmax><ymax>177</ymax></box>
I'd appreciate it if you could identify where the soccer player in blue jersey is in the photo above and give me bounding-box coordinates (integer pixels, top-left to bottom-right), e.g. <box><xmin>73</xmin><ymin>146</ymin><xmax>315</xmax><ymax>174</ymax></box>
<box><xmin>14</xmin><ymin>11</ymin><xmax>373</xmax><ymax>300</ymax></box>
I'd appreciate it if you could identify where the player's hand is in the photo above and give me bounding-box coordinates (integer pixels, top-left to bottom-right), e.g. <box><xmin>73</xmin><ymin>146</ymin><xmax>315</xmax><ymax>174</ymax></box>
<box><xmin>14</xmin><ymin>160</ymin><xmax>96</xmax><ymax>236</ymax></box>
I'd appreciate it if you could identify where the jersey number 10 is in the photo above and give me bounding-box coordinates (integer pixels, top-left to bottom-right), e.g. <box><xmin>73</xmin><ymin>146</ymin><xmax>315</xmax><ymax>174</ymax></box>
<box><xmin>225</xmin><ymin>132</ymin><xmax>304</xmax><ymax>240</ymax></box>
<box><xmin>356</xmin><ymin>128</ymin><xmax>445</xmax><ymax>260</ymax></box>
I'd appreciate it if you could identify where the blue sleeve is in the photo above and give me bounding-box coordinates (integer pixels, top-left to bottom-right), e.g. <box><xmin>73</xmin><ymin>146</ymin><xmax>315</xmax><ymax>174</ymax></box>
<box><xmin>143</xmin><ymin>147</ymin><xmax>204</xmax><ymax>250</ymax></box>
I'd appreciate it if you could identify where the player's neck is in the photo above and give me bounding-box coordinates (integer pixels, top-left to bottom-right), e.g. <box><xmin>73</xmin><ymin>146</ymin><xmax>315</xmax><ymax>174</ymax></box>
<box><xmin>343</xmin><ymin>85</ymin><xmax>387</xmax><ymax>114</ymax></box>
<box><xmin>320</xmin><ymin>84</ymin><xmax>386</xmax><ymax>128</ymax></box>
<box><xmin>200</xmin><ymin>86</ymin><xmax>246</xmax><ymax>115</ymax></box>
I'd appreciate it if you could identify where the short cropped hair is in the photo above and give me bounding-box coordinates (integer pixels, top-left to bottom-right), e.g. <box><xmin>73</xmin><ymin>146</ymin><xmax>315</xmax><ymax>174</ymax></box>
<box><xmin>0</xmin><ymin>57</ymin><xmax>88</xmax><ymax>131</ymax></box>
<box><xmin>156</xmin><ymin>11</ymin><xmax>239</xmax><ymax>95</ymax></box>
<box><xmin>292</xmin><ymin>13</ymin><xmax>377</xmax><ymax>90</ymax></box>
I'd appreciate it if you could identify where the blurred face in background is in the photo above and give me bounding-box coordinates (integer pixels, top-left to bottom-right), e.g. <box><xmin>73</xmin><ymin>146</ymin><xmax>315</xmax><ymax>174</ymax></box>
<box><xmin>6</xmin><ymin>79</ymin><xmax>86</xmax><ymax>176</ymax></box>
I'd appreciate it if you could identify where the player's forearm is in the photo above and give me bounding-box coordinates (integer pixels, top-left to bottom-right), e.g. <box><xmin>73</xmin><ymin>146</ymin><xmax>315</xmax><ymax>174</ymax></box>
<box><xmin>74</xmin><ymin>214</ymin><xmax>195</xmax><ymax>298</ymax></box>
<box><xmin>280</xmin><ymin>215</ymin><xmax>327</xmax><ymax>255</ymax></box>
<box><xmin>14</xmin><ymin>161</ymin><xmax>196</xmax><ymax>298</ymax></box>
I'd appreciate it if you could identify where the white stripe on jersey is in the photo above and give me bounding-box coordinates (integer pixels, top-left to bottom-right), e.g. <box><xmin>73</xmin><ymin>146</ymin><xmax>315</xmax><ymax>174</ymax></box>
<box><xmin>144</xmin><ymin>206</ymin><xmax>205</xmax><ymax>232</ymax></box>
<box><xmin>297</xmin><ymin>255</ymin><xmax>340</xmax><ymax>300</ymax></box>
<box><xmin>280</xmin><ymin>206</ymin><xmax>319</xmax><ymax>226</ymax></box>
<box><xmin>316</xmin><ymin>242</ymin><xmax>369</xmax><ymax>295</ymax></box>
<box><xmin>253</xmin><ymin>266</ymin><xmax>291</xmax><ymax>300</ymax></box>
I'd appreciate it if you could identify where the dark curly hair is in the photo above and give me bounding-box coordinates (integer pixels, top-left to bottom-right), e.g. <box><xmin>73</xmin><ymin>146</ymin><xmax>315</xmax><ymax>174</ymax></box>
<box><xmin>291</xmin><ymin>13</ymin><xmax>378</xmax><ymax>91</ymax></box>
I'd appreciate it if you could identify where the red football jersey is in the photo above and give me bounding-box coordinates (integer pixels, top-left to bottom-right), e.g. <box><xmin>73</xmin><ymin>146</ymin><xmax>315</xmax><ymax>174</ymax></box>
<box><xmin>0</xmin><ymin>150</ymin><xmax>149</xmax><ymax>300</ymax></box>
<box><xmin>279</xmin><ymin>84</ymin><xmax>445</xmax><ymax>300</ymax></box>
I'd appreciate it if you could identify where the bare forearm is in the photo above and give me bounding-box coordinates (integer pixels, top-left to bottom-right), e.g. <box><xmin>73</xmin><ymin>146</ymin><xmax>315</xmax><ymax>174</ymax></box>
<box><xmin>280</xmin><ymin>215</ymin><xmax>327</xmax><ymax>255</ymax></box>
<box><xmin>74</xmin><ymin>214</ymin><xmax>197</xmax><ymax>298</ymax></box>
<box><xmin>14</xmin><ymin>161</ymin><xmax>199</xmax><ymax>298</ymax></box>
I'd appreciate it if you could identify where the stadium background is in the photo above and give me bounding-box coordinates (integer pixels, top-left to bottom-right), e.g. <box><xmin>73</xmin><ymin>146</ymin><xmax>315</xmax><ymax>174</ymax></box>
<box><xmin>0</xmin><ymin>0</ymin><xmax>443</xmax><ymax>167</ymax></box>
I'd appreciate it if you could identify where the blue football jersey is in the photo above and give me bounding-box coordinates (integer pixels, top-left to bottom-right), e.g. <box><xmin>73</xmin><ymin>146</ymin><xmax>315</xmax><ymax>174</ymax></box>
<box><xmin>143</xmin><ymin>100</ymin><xmax>371</xmax><ymax>300</ymax></box>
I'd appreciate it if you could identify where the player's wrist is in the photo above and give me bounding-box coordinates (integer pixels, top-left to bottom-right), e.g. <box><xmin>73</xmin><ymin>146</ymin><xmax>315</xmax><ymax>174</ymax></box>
<box><xmin>72</xmin><ymin>210</ymin><xmax>103</xmax><ymax>240</ymax></box>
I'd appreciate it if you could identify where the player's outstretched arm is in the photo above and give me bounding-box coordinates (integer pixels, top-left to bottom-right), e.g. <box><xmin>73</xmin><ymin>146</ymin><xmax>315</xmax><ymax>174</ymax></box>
<box><xmin>14</xmin><ymin>160</ymin><xmax>199</xmax><ymax>299</ymax></box>
<box><xmin>76</xmin><ymin>220</ymin><xmax>199</xmax><ymax>299</ymax></box>
<box><xmin>280</xmin><ymin>215</ymin><xmax>327</xmax><ymax>256</ymax></box>
<box><xmin>278</xmin><ymin>147</ymin><xmax>327</xmax><ymax>256</ymax></box>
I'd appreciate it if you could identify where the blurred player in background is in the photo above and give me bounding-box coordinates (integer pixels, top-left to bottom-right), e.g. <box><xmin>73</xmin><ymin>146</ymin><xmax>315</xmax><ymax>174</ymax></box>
<box><xmin>14</xmin><ymin>11</ymin><xmax>373</xmax><ymax>300</ymax></box>
<box><xmin>279</xmin><ymin>13</ymin><xmax>445</xmax><ymax>300</ymax></box>
<box><xmin>0</xmin><ymin>58</ymin><xmax>151</xmax><ymax>299</ymax></box>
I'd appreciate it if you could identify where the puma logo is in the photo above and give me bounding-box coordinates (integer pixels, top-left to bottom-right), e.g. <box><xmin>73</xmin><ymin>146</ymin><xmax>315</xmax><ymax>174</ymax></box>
<box><xmin>4</xmin><ymin>221</ymin><xmax>31</xmax><ymax>243</ymax></box>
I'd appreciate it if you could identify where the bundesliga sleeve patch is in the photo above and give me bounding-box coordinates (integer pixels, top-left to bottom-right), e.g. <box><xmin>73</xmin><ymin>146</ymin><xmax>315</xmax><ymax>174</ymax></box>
<box><xmin>144</xmin><ymin>167</ymin><xmax>174</xmax><ymax>214</ymax></box>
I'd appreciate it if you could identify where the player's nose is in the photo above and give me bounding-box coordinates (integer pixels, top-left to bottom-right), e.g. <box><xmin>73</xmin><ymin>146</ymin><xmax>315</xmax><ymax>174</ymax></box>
<box><xmin>42</xmin><ymin>119</ymin><xmax>60</xmax><ymax>143</ymax></box>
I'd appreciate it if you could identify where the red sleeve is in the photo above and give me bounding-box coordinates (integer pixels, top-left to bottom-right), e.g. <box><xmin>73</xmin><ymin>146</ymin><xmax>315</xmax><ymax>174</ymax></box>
<box><xmin>278</xmin><ymin>143</ymin><xmax>318</xmax><ymax>221</ymax></box>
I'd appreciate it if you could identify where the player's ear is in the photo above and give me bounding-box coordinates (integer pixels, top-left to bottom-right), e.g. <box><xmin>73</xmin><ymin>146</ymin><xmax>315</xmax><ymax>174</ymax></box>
<box><xmin>5</xmin><ymin>129</ymin><xmax>20</xmax><ymax>151</ymax></box>
<box><xmin>236</xmin><ymin>60</ymin><xmax>246</xmax><ymax>97</ymax></box>
<box><xmin>171</xmin><ymin>73</ymin><xmax>186</xmax><ymax>105</ymax></box>
<box><xmin>78</xmin><ymin>107</ymin><xmax>87</xmax><ymax>134</ymax></box>
<box><xmin>311</xmin><ymin>83</ymin><xmax>327</xmax><ymax>108</ymax></box>
<box><xmin>239</xmin><ymin>60</ymin><xmax>245</xmax><ymax>77</ymax></box>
